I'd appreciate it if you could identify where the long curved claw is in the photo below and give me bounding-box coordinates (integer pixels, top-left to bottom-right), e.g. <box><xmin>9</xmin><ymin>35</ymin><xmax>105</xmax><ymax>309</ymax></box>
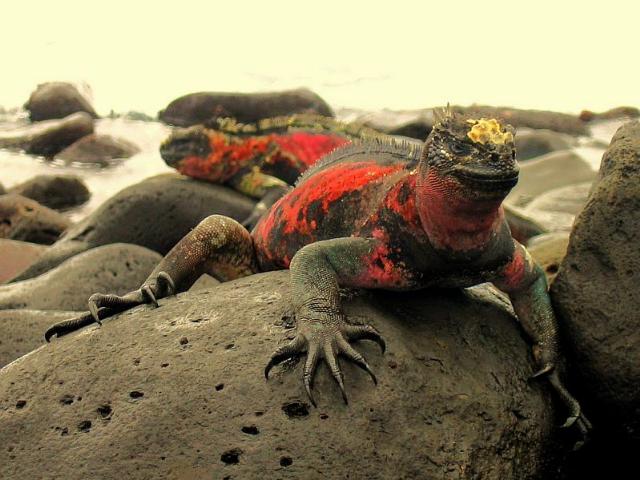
<box><xmin>530</xmin><ymin>364</ymin><xmax>554</xmax><ymax>379</ymax></box>
<box><xmin>156</xmin><ymin>271</ymin><xmax>176</xmax><ymax>296</ymax></box>
<box><xmin>264</xmin><ymin>335</ymin><xmax>305</xmax><ymax>379</ymax></box>
<box><xmin>88</xmin><ymin>296</ymin><xmax>103</xmax><ymax>325</ymax></box>
<box><xmin>324</xmin><ymin>344</ymin><xmax>348</xmax><ymax>405</ymax></box>
<box><xmin>336</xmin><ymin>336</ymin><xmax>377</xmax><ymax>385</ymax></box>
<box><xmin>141</xmin><ymin>285</ymin><xmax>158</xmax><ymax>307</ymax></box>
<box><xmin>343</xmin><ymin>324</ymin><xmax>386</xmax><ymax>354</ymax></box>
<box><xmin>303</xmin><ymin>344</ymin><xmax>320</xmax><ymax>407</ymax></box>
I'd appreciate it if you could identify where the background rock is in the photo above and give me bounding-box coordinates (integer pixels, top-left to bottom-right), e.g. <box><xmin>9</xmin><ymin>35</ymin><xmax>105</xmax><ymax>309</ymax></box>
<box><xmin>0</xmin><ymin>240</ymin><xmax>47</xmax><ymax>284</ymax></box>
<box><xmin>24</xmin><ymin>82</ymin><xmax>98</xmax><ymax>122</ymax></box>
<box><xmin>579</xmin><ymin>106</ymin><xmax>640</xmax><ymax>122</ymax></box>
<box><xmin>0</xmin><ymin>310</ymin><xmax>78</xmax><ymax>368</ymax></box>
<box><xmin>56</xmin><ymin>133</ymin><xmax>140</xmax><ymax>166</ymax></box>
<box><xmin>0</xmin><ymin>112</ymin><xmax>94</xmax><ymax>157</ymax></box>
<box><xmin>0</xmin><ymin>194</ymin><xmax>71</xmax><ymax>244</ymax></box>
<box><xmin>0</xmin><ymin>271</ymin><xmax>559</xmax><ymax>480</ymax></box>
<box><xmin>527</xmin><ymin>233</ymin><xmax>570</xmax><ymax>284</ymax></box>
<box><xmin>515</xmin><ymin>129</ymin><xmax>577</xmax><ymax>161</ymax></box>
<box><xmin>0</xmin><ymin>183</ymin><xmax>5</xmax><ymax>195</ymax></box>
<box><xmin>551</xmin><ymin>121</ymin><xmax>640</xmax><ymax>477</ymax></box>
<box><xmin>506</xmin><ymin>151</ymin><xmax>596</xmax><ymax>208</ymax></box>
<box><xmin>452</xmin><ymin>105</ymin><xmax>589</xmax><ymax>136</ymax></box>
<box><xmin>8</xmin><ymin>175</ymin><xmax>255</xmax><ymax>282</ymax></box>
<box><xmin>8</xmin><ymin>174</ymin><xmax>90</xmax><ymax>211</ymax></box>
<box><xmin>0</xmin><ymin>243</ymin><xmax>161</xmax><ymax>311</ymax></box>
<box><xmin>519</xmin><ymin>182</ymin><xmax>592</xmax><ymax>233</ymax></box>
<box><xmin>158</xmin><ymin>88</ymin><xmax>334</xmax><ymax>127</ymax></box>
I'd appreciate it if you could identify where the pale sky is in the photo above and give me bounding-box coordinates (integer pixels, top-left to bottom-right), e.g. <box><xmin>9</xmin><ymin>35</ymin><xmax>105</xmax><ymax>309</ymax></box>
<box><xmin>1</xmin><ymin>0</ymin><xmax>638</xmax><ymax>115</ymax></box>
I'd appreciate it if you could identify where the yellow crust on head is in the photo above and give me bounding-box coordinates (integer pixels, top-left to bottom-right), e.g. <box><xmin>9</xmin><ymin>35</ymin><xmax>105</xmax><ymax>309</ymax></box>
<box><xmin>466</xmin><ymin>118</ymin><xmax>514</xmax><ymax>145</ymax></box>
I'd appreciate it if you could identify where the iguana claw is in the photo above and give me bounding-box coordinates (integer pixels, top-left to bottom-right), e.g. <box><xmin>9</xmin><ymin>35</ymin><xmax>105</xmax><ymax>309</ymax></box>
<box><xmin>266</xmin><ymin>320</ymin><xmax>383</xmax><ymax>406</ymax></box>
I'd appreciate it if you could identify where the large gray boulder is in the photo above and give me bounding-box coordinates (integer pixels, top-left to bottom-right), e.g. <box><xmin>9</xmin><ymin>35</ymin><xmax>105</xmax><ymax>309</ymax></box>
<box><xmin>0</xmin><ymin>243</ymin><xmax>161</xmax><ymax>311</ymax></box>
<box><xmin>24</xmin><ymin>82</ymin><xmax>98</xmax><ymax>121</ymax></box>
<box><xmin>0</xmin><ymin>271</ymin><xmax>559</xmax><ymax>480</ymax></box>
<box><xmin>8</xmin><ymin>175</ymin><xmax>255</xmax><ymax>282</ymax></box>
<box><xmin>0</xmin><ymin>194</ymin><xmax>71</xmax><ymax>245</ymax></box>
<box><xmin>0</xmin><ymin>112</ymin><xmax>94</xmax><ymax>157</ymax></box>
<box><xmin>8</xmin><ymin>174</ymin><xmax>90</xmax><ymax>211</ymax></box>
<box><xmin>159</xmin><ymin>88</ymin><xmax>334</xmax><ymax>127</ymax></box>
<box><xmin>551</xmin><ymin>121</ymin><xmax>640</xmax><ymax>444</ymax></box>
<box><xmin>515</xmin><ymin>129</ymin><xmax>577</xmax><ymax>161</ymax></box>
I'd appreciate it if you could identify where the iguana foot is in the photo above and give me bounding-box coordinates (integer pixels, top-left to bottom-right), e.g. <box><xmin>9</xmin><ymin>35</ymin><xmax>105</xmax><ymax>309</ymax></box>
<box><xmin>88</xmin><ymin>271</ymin><xmax>176</xmax><ymax>323</ymax></box>
<box><xmin>532</xmin><ymin>367</ymin><xmax>592</xmax><ymax>448</ymax></box>
<box><xmin>265</xmin><ymin>317</ymin><xmax>385</xmax><ymax>406</ymax></box>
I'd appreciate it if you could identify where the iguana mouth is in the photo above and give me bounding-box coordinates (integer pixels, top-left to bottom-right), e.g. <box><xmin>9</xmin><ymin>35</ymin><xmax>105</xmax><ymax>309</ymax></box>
<box><xmin>453</xmin><ymin>167</ymin><xmax>519</xmax><ymax>190</ymax></box>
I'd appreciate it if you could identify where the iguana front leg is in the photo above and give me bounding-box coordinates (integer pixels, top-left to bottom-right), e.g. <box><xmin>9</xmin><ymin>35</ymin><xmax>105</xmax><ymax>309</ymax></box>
<box><xmin>45</xmin><ymin>215</ymin><xmax>257</xmax><ymax>340</ymax></box>
<box><xmin>494</xmin><ymin>242</ymin><xmax>592</xmax><ymax>444</ymax></box>
<box><xmin>265</xmin><ymin>237</ymin><xmax>386</xmax><ymax>405</ymax></box>
<box><xmin>228</xmin><ymin>170</ymin><xmax>291</xmax><ymax>229</ymax></box>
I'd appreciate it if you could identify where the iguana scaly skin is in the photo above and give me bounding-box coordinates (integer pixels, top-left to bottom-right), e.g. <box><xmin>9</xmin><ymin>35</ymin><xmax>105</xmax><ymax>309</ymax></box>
<box><xmin>46</xmin><ymin>111</ymin><xmax>590</xmax><ymax>441</ymax></box>
<box><xmin>160</xmin><ymin>114</ymin><xmax>382</xmax><ymax>227</ymax></box>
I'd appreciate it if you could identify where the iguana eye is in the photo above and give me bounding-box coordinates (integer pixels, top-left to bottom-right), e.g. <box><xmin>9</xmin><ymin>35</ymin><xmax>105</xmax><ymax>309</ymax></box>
<box><xmin>449</xmin><ymin>141</ymin><xmax>471</xmax><ymax>155</ymax></box>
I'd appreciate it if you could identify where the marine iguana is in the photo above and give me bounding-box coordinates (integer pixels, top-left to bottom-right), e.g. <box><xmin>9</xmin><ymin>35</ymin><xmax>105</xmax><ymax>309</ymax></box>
<box><xmin>46</xmin><ymin>110</ymin><xmax>589</xmax><ymax>440</ymax></box>
<box><xmin>159</xmin><ymin>114</ymin><xmax>382</xmax><ymax>227</ymax></box>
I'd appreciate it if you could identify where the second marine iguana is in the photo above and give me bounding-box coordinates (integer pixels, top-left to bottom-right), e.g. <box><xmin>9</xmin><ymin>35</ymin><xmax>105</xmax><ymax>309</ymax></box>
<box><xmin>159</xmin><ymin>114</ymin><xmax>383</xmax><ymax>227</ymax></box>
<box><xmin>46</xmin><ymin>110</ymin><xmax>589</xmax><ymax>440</ymax></box>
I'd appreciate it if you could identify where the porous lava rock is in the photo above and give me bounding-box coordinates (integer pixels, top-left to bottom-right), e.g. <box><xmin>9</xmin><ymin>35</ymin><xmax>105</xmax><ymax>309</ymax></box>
<box><xmin>0</xmin><ymin>240</ymin><xmax>46</xmax><ymax>284</ymax></box>
<box><xmin>8</xmin><ymin>175</ymin><xmax>254</xmax><ymax>282</ymax></box>
<box><xmin>158</xmin><ymin>88</ymin><xmax>334</xmax><ymax>127</ymax></box>
<box><xmin>0</xmin><ymin>194</ymin><xmax>71</xmax><ymax>245</ymax></box>
<box><xmin>551</xmin><ymin>121</ymin><xmax>640</xmax><ymax>441</ymax></box>
<box><xmin>56</xmin><ymin>133</ymin><xmax>140</xmax><ymax>166</ymax></box>
<box><xmin>0</xmin><ymin>112</ymin><xmax>94</xmax><ymax>157</ymax></box>
<box><xmin>0</xmin><ymin>271</ymin><xmax>560</xmax><ymax>480</ymax></box>
<box><xmin>8</xmin><ymin>175</ymin><xmax>90</xmax><ymax>211</ymax></box>
<box><xmin>0</xmin><ymin>243</ymin><xmax>161</xmax><ymax>311</ymax></box>
<box><xmin>24</xmin><ymin>82</ymin><xmax>98</xmax><ymax>121</ymax></box>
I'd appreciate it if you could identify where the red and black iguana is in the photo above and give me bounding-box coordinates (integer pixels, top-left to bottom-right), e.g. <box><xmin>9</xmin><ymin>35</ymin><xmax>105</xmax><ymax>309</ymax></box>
<box><xmin>46</xmin><ymin>110</ymin><xmax>589</xmax><ymax>441</ymax></box>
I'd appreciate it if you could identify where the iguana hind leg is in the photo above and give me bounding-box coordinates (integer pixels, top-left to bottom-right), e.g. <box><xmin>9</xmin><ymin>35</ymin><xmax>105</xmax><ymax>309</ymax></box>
<box><xmin>45</xmin><ymin>215</ymin><xmax>257</xmax><ymax>340</ymax></box>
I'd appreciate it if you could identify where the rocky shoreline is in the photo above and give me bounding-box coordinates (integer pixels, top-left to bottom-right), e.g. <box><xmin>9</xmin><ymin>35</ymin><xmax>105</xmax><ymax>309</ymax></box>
<box><xmin>0</xmin><ymin>82</ymin><xmax>638</xmax><ymax>479</ymax></box>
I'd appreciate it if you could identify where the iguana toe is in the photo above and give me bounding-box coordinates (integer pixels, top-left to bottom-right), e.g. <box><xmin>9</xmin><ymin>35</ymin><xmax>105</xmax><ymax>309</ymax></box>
<box><xmin>264</xmin><ymin>334</ymin><xmax>305</xmax><ymax>379</ymax></box>
<box><xmin>342</xmin><ymin>323</ymin><xmax>386</xmax><ymax>354</ymax></box>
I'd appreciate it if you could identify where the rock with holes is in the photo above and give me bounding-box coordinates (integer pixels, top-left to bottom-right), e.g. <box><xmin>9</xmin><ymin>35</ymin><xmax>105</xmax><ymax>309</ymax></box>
<box><xmin>9</xmin><ymin>174</ymin><xmax>255</xmax><ymax>282</ymax></box>
<box><xmin>0</xmin><ymin>271</ymin><xmax>564</xmax><ymax>480</ymax></box>
<box><xmin>24</xmin><ymin>82</ymin><xmax>98</xmax><ymax>122</ymax></box>
<box><xmin>0</xmin><ymin>240</ymin><xmax>47</xmax><ymax>284</ymax></box>
<box><xmin>159</xmin><ymin>88</ymin><xmax>334</xmax><ymax>127</ymax></box>
<box><xmin>0</xmin><ymin>112</ymin><xmax>94</xmax><ymax>157</ymax></box>
<box><xmin>527</xmin><ymin>233</ymin><xmax>570</xmax><ymax>284</ymax></box>
<box><xmin>56</xmin><ymin>134</ymin><xmax>140</xmax><ymax>166</ymax></box>
<box><xmin>551</xmin><ymin>121</ymin><xmax>640</xmax><ymax>453</ymax></box>
<box><xmin>8</xmin><ymin>175</ymin><xmax>90</xmax><ymax>211</ymax></box>
<box><xmin>0</xmin><ymin>310</ymin><xmax>78</xmax><ymax>368</ymax></box>
<box><xmin>0</xmin><ymin>194</ymin><xmax>71</xmax><ymax>245</ymax></box>
<box><xmin>0</xmin><ymin>243</ymin><xmax>160</xmax><ymax>311</ymax></box>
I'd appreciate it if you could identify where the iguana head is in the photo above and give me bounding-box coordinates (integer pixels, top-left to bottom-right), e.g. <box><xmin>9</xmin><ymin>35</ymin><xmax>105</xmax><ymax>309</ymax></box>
<box><xmin>159</xmin><ymin>125</ymin><xmax>273</xmax><ymax>182</ymax></box>
<box><xmin>419</xmin><ymin>109</ymin><xmax>518</xmax><ymax>201</ymax></box>
<box><xmin>160</xmin><ymin>125</ymin><xmax>213</xmax><ymax>170</ymax></box>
